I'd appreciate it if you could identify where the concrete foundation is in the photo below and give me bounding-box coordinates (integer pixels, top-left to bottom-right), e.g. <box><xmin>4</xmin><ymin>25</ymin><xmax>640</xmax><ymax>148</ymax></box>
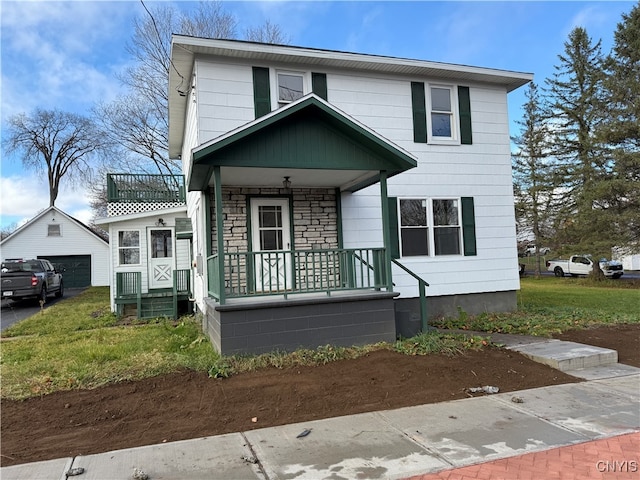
<box><xmin>202</xmin><ymin>291</ymin><xmax>398</xmax><ymax>356</ymax></box>
<box><xmin>394</xmin><ymin>290</ymin><xmax>518</xmax><ymax>337</ymax></box>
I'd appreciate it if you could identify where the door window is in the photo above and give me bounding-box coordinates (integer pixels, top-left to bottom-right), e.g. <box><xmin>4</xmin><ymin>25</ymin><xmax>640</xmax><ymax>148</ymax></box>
<box><xmin>151</xmin><ymin>230</ymin><xmax>173</xmax><ymax>258</ymax></box>
<box><xmin>257</xmin><ymin>205</ymin><xmax>285</xmax><ymax>251</ymax></box>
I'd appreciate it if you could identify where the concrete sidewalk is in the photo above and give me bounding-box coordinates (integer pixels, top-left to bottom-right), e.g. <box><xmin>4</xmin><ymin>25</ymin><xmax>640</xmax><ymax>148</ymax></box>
<box><xmin>2</xmin><ymin>373</ymin><xmax>638</xmax><ymax>480</ymax></box>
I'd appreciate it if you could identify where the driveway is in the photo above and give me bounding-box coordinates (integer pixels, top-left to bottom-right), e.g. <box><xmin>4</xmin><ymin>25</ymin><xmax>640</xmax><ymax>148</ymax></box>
<box><xmin>1</xmin><ymin>288</ymin><xmax>87</xmax><ymax>331</ymax></box>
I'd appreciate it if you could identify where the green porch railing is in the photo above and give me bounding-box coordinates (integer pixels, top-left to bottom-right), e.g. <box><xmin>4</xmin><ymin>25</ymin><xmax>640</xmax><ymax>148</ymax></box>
<box><xmin>107</xmin><ymin>173</ymin><xmax>186</xmax><ymax>203</ymax></box>
<box><xmin>207</xmin><ymin>248</ymin><xmax>389</xmax><ymax>302</ymax></box>
<box><xmin>207</xmin><ymin>253</ymin><xmax>221</xmax><ymax>301</ymax></box>
<box><xmin>115</xmin><ymin>271</ymin><xmax>142</xmax><ymax>315</ymax></box>
<box><xmin>173</xmin><ymin>269</ymin><xmax>191</xmax><ymax>316</ymax></box>
<box><xmin>116</xmin><ymin>270</ymin><xmax>191</xmax><ymax>319</ymax></box>
<box><xmin>391</xmin><ymin>259</ymin><xmax>430</xmax><ymax>332</ymax></box>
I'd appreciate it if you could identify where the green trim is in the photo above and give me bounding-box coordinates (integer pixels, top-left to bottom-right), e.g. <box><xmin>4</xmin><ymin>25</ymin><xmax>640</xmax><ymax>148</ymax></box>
<box><xmin>387</xmin><ymin>197</ymin><xmax>400</xmax><ymax>259</ymax></box>
<box><xmin>204</xmin><ymin>192</ymin><xmax>212</xmax><ymax>257</ymax></box>
<box><xmin>188</xmin><ymin>164</ymin><xmax>214</xmax><ymax>193</ymax></box>
<box><xmin>175</xmin><ymin>217</ymin><xmax>192</xmax><ymax>239</ymax></box>
<box><xmin>312</xmin><ymin>72</ymin><xmax>328</xmax><ymax>100</ymax></box>
<box><xmin>193</xmin><ymin>96</ymin><xmax>416</xmax><ymax>169</ymax></box>
<box><xmin>461</xmin><ymin>196</ymin><xmax>477</xmax><ymax>256</ymax></box>
<box><xmin>411</xmin><ymin>82</ymin><xmax>427</xmax><ymax>143</ymax></box>
<box><xmin>379</xmin><ymin>171</ymin><xmax>393</xmax><ymax>290</ymax></box>
<box><xmin>252</xmin><ymin>66</ymin><xmax>271</xmax><ymax>118</ymax></box>
<box><xmin>458</xmin><ymin>86</ymin><xmax>473</xmax><ymax>145</ymax></box>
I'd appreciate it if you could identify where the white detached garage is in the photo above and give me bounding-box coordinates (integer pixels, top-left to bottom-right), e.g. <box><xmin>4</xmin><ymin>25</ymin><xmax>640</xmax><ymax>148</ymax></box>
<box><xmin>0</xmin><ymin>206</ymin><xmax>109</xmax><ymax>287</ymax></box>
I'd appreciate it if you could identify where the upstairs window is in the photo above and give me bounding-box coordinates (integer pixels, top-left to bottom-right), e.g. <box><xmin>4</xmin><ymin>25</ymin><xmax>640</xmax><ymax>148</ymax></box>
<box><xmin>278</xmin><ymin>72</ymin><xmax>304</xmax><ymax>107</ymax></box>
<box><xmin>47</xmin><ymin>224</ymin><xmax>61</xmax><ymax>237</ymax></box>
<box><xmin>430</xmin><ymin>86</ymin><xmax>453</xmax><ymax>139</ymax></box>
<box><xmin>411</xmin><ymin>84</ymin><xmax>472</xmax><ymax>144</ymax></box>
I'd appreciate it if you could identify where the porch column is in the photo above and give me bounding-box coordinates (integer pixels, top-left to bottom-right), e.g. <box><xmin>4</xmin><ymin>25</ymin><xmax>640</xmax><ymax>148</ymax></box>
<box><xmin>379</xmin><ymin>170</ymin><xmax>393</xmax><ymax>291</ymax></box>
<box><xmin>213</xmin><ymin>166</ymin><xmax>226</xmax><ymax>304</ymax></box>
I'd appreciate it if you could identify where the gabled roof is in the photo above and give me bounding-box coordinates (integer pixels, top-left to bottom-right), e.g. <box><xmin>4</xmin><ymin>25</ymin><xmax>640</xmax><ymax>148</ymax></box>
<box><xmin>169</xmin><ymin>36</ymin><xmax>534</xmax><ymax>158</ymax></box>
<box><xmin>188</xmin><ymin>94</ymin><xmax>418</xmax><ymax>192</ymax></box>
<box><xmin>0</xmin><ymin>206</ymin><xmax>108</xmax><ymax>245</ymax></box>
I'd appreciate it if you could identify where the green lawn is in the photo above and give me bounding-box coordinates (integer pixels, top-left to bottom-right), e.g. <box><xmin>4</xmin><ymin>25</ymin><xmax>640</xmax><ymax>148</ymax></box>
<box><xmin>433</xmin><ymin>276</ymin><xmax>640</xmax><ymax>335</ymax></box>
<box><xmin>1</xmin><ymin>279</ymin><xmax>638</xmax><ymax>400</ymax></box>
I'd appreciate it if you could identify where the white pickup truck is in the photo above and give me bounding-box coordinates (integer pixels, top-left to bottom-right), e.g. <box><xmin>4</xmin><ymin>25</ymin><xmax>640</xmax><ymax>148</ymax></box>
<box><xmin>546</xmin><ymin>255</ymin><xmax>624</xmax><ymax>279</ymax></box>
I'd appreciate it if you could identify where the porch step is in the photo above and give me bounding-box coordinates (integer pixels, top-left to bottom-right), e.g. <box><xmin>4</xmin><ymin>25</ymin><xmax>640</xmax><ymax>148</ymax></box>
<box><xmin>140</xmin><ymin>296</ymin><xmax>175</xmax><ymax>319</ymax></box>
<box><xmin>507</xmin><ymin>340</ymin><xmax>618</xmax><ymax>372</ymax></box>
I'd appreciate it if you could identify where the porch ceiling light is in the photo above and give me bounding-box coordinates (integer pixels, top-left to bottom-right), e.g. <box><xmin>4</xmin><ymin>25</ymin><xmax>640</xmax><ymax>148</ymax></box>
<box><xmin>282</xmin><ymin>176</ymin><xmax>292</xmax><ymax>193</ymax></box>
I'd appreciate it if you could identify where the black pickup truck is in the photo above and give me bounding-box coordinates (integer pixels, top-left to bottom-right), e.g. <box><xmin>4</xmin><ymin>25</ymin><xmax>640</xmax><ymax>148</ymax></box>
<box><xmin>1</xmin><ymin>259</ymin><xmax>64</xmax><ymax>303</ymax></box>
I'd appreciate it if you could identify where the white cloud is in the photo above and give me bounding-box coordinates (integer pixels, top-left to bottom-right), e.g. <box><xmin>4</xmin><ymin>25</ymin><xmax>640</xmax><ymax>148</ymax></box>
<box><xmin>1</xmin><ymin>1</ymin><xmax>135</xmax><ymax>118</ymax></box>
<box><xmin>0</xmin><ymin>174</ymin><xmax>94</xmax><ymax>228</ymax></box>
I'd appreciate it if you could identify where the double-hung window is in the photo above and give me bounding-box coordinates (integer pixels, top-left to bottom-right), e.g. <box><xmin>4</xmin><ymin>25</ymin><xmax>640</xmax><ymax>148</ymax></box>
<box><xmin>411</xmin><ymin>83</ymin><xmax>472</xmax><ymax>144</ymax></box>
<box><xmin>118</xmin><ymin>230</ymin><xmax>140</xmax><ymax>265</ymax></box>
<box><xmin>399</xmin><ymin>198</ymin><xmax>463</xmax><ymax>257</ymax></box>
<box><xmin>430</xmin><ymin>86</ymin><xmax>454</xmax><ymax>139</ymax></box>
<box><xmin>277</xmin><ymin>72</ymin><xmax>304</xmax><ymax>107</ymax></box>
<box><xmin>432</xmin><ymin>199</ymin><xmax>461</xmax><ymax>255</ymax></box>
<box><xmin>253</xmin><ymin>69</ymin><xmax>328</xmax><ymax>117</ymax></box>
<box><xmin>400</xmin><ymin>199</ymin><xmax>429</xmax><ymax>256</ymax></box>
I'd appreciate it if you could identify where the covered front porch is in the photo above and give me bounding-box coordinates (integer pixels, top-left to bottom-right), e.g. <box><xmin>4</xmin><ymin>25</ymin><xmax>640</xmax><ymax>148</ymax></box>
<box><xmin>190</xmin><ymin>95</ymin><xmax>424</xmax><ymax>354</ymax></box>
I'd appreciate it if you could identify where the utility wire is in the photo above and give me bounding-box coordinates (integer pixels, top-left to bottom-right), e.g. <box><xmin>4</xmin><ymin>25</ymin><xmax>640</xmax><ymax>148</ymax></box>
<box><xmin>139</xmin><ymin>0</ymin><xmax>189</xmax><ymax>95</ymax></box>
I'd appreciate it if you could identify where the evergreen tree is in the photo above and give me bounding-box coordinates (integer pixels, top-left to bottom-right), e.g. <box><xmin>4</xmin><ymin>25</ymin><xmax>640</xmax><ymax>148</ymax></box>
<box><xmin>545</xmin><ymin>27</ymin><xmax>609</xmax><ymax>278</ymax></box>
<box><xmin>512</xmin><ymin>83</ymin><xmax>557</xmax><ymax>275</ymax></box>
<box><xmin>598</xmin><ymin>2</ymin><xmax>640</xmax><ymax>256</ymax></box>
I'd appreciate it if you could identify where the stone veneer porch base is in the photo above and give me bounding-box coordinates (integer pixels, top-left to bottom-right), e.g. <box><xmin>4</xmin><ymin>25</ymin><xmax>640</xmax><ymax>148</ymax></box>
<box><xmin>202</xmin><ymin>291</ymin><xmax>398</xmax><ymax>356</ymax></box>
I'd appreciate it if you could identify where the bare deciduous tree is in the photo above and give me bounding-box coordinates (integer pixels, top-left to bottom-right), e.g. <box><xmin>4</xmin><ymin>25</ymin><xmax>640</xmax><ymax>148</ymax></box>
<box><xmin>4</xmin><ymin>109</ymin><xmax>110</xmax><ymax>207</ymax></box>
<box><xmin>94</xmin><ymin>1</ymin><xmax>289</xmax><ymax>176</ymax></box>
<box><xmin>245</xmin><ymin>19</ymin><xmax>291</xmax><ymax>44</ymax></box>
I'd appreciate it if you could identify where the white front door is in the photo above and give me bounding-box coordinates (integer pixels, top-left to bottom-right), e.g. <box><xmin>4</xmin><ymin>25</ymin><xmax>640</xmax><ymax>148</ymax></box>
<box><xmin>148</xmin><ymin>228</ymin><xmax>174</xmax><ymax>289</ymax></box>
<box><xmin>250</xmin><ymin>198</ymin><xmax>292</xmax><ymax>292</ymax></box>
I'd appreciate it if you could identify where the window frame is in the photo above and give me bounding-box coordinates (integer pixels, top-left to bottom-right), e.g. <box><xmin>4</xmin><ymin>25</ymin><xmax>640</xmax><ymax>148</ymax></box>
<box><xmin>275</xmin><ymin>70</ymin><xmax>307</xmax><ymax>108</ymax></box>
<box><xmin>431</xmin><ymin>198</ymin><xmax>463</xmax><ymax>256</ymax></box>
<box><xmin>398</xmin><ymin>197</ymin><xmax>464</xmax><ymax>257</ymax></box>
<box><xmin>399</xmin><ymin>198</ymin><xmax>429</xmax><ymax>257</ymax></box>
<box><xmin>117</xmin><ymin>229</ymin><xmax>142</xmax><ymax>266</ymax></box>
<box><xmin>427</xmin><ymin>84</ymin><xmax>459</xmax><ymax>144</ymax></box>
<box><xmin>47</xmin><ymin>224</ymin><xmax>61</xmax><ymax>237</ymax></box>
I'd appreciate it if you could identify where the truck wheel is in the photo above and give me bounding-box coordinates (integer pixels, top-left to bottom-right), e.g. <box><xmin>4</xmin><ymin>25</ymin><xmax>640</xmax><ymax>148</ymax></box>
<box><xmin>55</xmin><ymin>281</ymin><xmax>64</xmax><ymax>298</ymax></box>
<box><xmin>554</xmin><ymin>267</ymin><xmax>564</xmax><ymax>277</ymax></box>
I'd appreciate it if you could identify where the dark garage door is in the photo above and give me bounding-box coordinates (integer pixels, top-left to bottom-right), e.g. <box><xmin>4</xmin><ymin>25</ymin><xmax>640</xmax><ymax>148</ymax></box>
<box><xmin>38</xmin><ymin>255</ymin><xmax>91</xmax><ymax>288</ymax></box>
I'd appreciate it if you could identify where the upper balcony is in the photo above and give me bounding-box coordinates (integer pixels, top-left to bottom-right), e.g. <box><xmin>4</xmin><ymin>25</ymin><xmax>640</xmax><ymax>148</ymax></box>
<box><xmin>107</xmin><ymin>174</ymin><xmax>186</xmax><ymax>204</ymax></box>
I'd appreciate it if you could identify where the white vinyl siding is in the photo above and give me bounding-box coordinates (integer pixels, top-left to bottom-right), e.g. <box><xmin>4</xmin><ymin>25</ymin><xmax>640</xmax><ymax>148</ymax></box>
<box><xmin>192</xmin><ymin>58</ymin><xmax>519</xmax><ymax>300</ymax></box>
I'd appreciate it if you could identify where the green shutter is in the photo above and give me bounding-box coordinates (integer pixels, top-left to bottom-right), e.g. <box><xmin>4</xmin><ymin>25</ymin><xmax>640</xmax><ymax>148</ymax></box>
<box><xmin>312</xmin><ymin>72</ymin><xmax>328</xmax><ymax>100</ymax></box>
<box><xmin>458</xmin><ymin>86</ymin><xmax>472</xmax><ymax>145</ymax></box>
<box><xmin>252</xmin><ymin>67</ymin><xmax>271</xmax><ymax>118</ymax></box>
<box><xmin>411</xmin><ymin>82</ymin><xmax>427</xmax><ymax>143</ymax></box>
<box><xmin>461</xmin><ymin>197</ymin><xmax>477</xmax><ymax>256</ymax></box>
<box><xmin>387</xmin><ymin>197</ymin><xmax>400</xmax><ymax>259</ymax></box>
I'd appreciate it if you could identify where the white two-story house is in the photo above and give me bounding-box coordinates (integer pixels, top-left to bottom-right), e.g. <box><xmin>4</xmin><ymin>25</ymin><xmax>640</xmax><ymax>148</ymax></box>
<box><xmin>107</xmin><ymin>36</ymin><xmax>531</xmax><ymax>356</ymax></box>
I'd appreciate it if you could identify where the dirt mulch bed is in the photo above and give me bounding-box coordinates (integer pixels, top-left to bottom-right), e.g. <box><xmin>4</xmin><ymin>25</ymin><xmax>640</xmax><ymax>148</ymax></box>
<box><xmin>2</xmin><ymin>324</ymin><xmax>638</xmax><ymax>467</ymax></box>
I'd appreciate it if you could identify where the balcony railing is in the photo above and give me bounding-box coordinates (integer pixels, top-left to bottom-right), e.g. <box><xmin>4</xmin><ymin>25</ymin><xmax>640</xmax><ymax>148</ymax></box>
<box><xmin>107</xmin><ymin>174</ymin><xmax>185</xmax><ymax>203</ymax></box>
<box><xmin>207</xmin><ymin>248</ymin><xmax>389</xmax><ymax>303</ymax></box>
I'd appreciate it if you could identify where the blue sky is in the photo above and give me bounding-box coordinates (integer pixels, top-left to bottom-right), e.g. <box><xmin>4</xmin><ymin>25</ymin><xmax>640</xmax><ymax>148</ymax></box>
<box><xmin>0</xmin><ymin>0</ymin><xmax>635</xmax><ymax>229</ymax></box>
